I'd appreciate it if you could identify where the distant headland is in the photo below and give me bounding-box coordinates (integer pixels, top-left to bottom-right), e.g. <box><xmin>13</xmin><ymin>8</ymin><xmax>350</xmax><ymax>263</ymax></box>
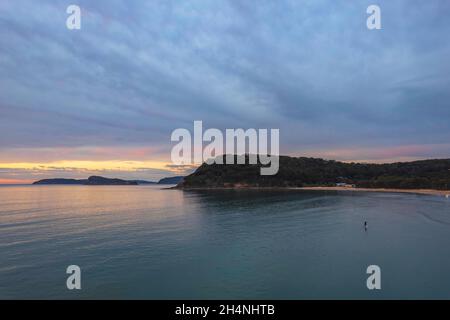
<box><xmin>176</xmin><ymin>155</ymin><xmax>450</xmax><ymax>193</ymax></box>
<box><xmin>33</xmin><ymin>175</ymin><xmax>184</xmax><ymax>186</ymax></box>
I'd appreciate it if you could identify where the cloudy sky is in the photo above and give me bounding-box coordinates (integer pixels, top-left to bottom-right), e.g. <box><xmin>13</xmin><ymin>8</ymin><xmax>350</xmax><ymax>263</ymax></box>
<box><xmin>1</xmin><ymin>0</ymin><xmax>450</xmax><ymax>183</ymax></box>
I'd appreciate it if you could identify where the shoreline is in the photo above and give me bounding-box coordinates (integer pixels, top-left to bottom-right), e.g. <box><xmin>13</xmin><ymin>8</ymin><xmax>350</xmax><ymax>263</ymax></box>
<box><xmin>177</xmin><ymin>186</ymin><xmax>450</xmax><ymax>197</ymax></box>
<box><xmin>296</xmin><ymin>186</ymin><xmax>450</xmax><ymax>197</ymax></box>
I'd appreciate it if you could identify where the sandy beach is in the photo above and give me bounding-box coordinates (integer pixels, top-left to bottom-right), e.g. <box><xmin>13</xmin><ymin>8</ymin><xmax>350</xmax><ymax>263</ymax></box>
<box><xmin>297</xmin><ymin>186</ymin><xmax>450</xmax><ymax>197</ymax></box>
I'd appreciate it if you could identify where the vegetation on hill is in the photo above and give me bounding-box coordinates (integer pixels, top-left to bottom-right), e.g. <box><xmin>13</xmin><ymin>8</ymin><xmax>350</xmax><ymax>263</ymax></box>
<box><xmin>178</xmin><ymin>155</ymin><xmax>450</xmax><ymax>190</ymax></box>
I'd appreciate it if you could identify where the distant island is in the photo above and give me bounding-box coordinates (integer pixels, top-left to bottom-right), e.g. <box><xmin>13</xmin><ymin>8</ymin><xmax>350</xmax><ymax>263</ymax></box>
<box><xmin>157</xmin><ymin>176</ymin><xmax>185</xmax><ymax>184</ymax></box>
<box><xmin>177</xmin><ymin>155</ymin><xmax>450</xmax><ymax>191</ymax></box>
<box><xmin>33</xmin><ymin>175</ymin><xmax>184</xmax><ymax>185</ymax></box>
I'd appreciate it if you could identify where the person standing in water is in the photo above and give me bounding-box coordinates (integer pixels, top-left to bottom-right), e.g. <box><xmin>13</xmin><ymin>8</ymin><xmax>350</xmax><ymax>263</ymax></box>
<box><xmin>364</xmin><ymin>221</ymin><xmax>368</xmax><ymax>231</ymax></box>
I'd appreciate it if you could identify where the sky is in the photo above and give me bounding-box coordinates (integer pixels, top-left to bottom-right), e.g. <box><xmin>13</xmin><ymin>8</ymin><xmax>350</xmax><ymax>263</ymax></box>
<box><xmin>1</xmin><ymin>0</ymin><xmax>450</xmax><ymax>183</ymax></box>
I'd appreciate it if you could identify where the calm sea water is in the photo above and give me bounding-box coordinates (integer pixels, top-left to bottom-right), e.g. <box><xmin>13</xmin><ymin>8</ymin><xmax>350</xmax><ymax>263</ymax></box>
<box><xmin>0</xmin><ymin>185</ymin><xmax>450</xmax><ymax>299</ymax></box>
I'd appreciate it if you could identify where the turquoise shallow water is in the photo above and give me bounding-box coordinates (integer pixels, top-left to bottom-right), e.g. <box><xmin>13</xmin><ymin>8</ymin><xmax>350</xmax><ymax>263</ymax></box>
<box><xmin>0</xmin><ymin>185</ymin><xmax>450</xmax><ymax>299</ymax></box>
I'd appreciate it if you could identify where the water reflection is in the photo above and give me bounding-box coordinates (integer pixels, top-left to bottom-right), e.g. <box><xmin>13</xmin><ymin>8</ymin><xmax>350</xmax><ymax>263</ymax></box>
<box><xmin>0</xmin><ymin>185</ymin><xmax>449</xmax><ymax>299</ymax></box>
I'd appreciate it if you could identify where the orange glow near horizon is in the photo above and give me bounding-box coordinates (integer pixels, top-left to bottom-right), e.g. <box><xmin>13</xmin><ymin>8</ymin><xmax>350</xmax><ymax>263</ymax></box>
<box><xmin>0</xmin><ymin>160</ymin><xmax>187</xmax><ymax>184</ymax></box>
<box><xmin>0</xmin><ymin>179</ymin><xmax>34</xmax><ymax>185</ymax></box>
<box><xmin>0</xmin><ymin>160</ymin><xmax>171</xmax><ymax>171</ymax></box>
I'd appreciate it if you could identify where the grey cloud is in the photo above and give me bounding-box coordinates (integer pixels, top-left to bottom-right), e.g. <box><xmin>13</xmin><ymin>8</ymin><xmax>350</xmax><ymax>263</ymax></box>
<box><xmin>0</xmin><ymin>0</ymin><xmax>449</xmax><ymax>160</ymax></box>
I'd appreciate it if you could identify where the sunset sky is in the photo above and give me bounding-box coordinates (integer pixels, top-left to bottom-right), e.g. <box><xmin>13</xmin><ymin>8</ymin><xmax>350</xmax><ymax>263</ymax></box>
<box><xmin>1</xmin><ymin>0</ymin><xmax>450</xmax><ymax>184</ymax></box>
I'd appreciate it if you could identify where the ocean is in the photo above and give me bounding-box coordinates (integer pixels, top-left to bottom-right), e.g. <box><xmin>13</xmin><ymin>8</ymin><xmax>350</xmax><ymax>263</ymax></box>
<box><xmin>1</xmin><ymin>185</ymin><xmax>449</xmax><ymax>299</ymax></box>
